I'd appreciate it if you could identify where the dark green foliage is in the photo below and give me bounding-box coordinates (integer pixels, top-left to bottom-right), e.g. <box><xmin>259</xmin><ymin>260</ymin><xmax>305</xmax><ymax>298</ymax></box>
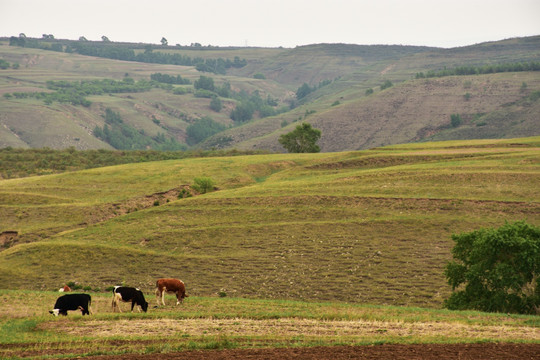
<box><xmin>150</xmin><ymin>73</ymin><xmax>191</xmax><ymax>85</ymax></box>
<box><xmin>295</xmin><ymin>80</ymin><xmax>333</xmax><ymax>100</ymax></box>
<box><xmin>278</xmin><ymin>122</ymin><xmax>321</xmax><ymax>153</ymax></box>
<box><xmin>229</xmin><ymin>90</ymin><xmax>286</xmax><ymax>122</ymax></box>
<box><xmin>444</xmin><ymin>221</ymin><xmax>540</xmax><ymax>314</ymax></box>
<box><xmin>380</xmin><ymin>80</ymin><xmax>393</xmax><ymax>90</ymax></box>
<box><xmin>194</xmin><ymin>89</ymin><xmax>216</xmax><ymax>98</ymax></box>
<box><xmin>8</xmin><ymin>37</ymin><xmax>247</xmax><ymax>75</ymax></box>
<box><xmin>194</xmin><ymin>76</ymin><xmax>215</xmax><ymax>91</ymax></box>
<box><xmin>4</xmin><ymin>78</ymin><xmax>155</xmax><ymax>106</ymax></box>
<box><xmin>230</xmin><ymin>101</ymin><xmax>255</xmax><ymax>122</ymax></box>
<box><xmin>417</xmin><ymin>62</ymin><xmax>540</xmax><ymax>79</ymax></box>
<box><xmin>365</xmin><ymin>88</ymin><xmax>374</xmax><ymax>95</ymax></box>
<box><xmin>450</xmin><ymin>114</ymin><xmax>462</xmax><ymax>128</ymax></box>
<box><xmin>296</xmin><ymin>83</ymin><xmax>315</xmax><ymax>100</ymax></box>
<box><xmin>186</xmin><ymin>117</ymin><xmax>227</xmax><ymax>145</ymax></box>
<box><xmin>210</xmin><ymin>96</ymin><xmax>222</xmax><ymax>112</ymax></box>
<box><xmin>0</xmin><ymin>59</ymin><xmax>10</xmax><ymax>69</ymax></box>
<box><xmin>178</xmin><ymin>188</ymin><xmax>192</xmax><ymax>199</ymax></box>
<box><xmin>94</xmin><ymin>108</ymin><xmax>186</xmax><ymax>151</ymax></box>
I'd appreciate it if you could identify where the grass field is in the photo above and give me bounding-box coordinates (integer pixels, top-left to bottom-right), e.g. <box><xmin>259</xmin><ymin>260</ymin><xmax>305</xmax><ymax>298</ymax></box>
<box><xmin>0</xmin><ymin>290</ymin><xmax>538</xmax><ymax>359</ymax></box>
<box><xmin>1</xmin><ymin>137</ymin><xmax>538</xmax><ymax>306</ymax></box>
<box><xmin>0</xmin><ymin>137</ymin><xmax>539</xmax><ymax>358</ymax></box>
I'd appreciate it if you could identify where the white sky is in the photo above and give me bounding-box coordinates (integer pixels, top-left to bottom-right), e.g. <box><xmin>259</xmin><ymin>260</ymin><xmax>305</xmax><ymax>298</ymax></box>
<box><xmin>1</xmin><ymin>0</ymin><xmax>539</xmax><ymax>48</ymax></box>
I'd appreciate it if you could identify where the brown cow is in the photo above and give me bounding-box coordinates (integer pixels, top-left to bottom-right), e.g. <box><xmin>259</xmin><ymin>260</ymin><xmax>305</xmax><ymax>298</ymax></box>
<box><xmin>155</xmin><ymin>278</ymin><xmax>188</xmax><ymax>306</ymax></box>
<box><xmin>59</xmin><ymin>285</ymin><xmax>72</xmax><ymax>292</ymax></box>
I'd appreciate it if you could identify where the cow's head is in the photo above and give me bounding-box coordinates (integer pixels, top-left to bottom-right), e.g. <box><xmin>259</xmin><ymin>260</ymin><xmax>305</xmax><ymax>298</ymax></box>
<box><xmin>141</xmin><ymin>300</ymin><xmax>148</xmax><ymax>312</ymax></box>
<box><xmin>49</xmin><ymin>309</ymin><xmax>67</xmax><ymax>316</ymax></box>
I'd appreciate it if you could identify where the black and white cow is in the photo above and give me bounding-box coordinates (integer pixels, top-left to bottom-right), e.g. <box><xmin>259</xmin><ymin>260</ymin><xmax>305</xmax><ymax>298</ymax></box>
<box><xmin>112</xmin><ymin>286</ymin><xmax>148</xmax><ymax>312</ymax></box>
<box><xmin>50</xmin><ymin>293</ymin><xmax>91</xmax><ymax>316</ymax></box>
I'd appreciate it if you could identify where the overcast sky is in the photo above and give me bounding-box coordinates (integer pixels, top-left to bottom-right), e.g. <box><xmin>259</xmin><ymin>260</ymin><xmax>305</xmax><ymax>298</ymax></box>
<box><xmin>1</xmin><ymin>0</ymin><xmax>539</xmax><ymax>48</ymax></box>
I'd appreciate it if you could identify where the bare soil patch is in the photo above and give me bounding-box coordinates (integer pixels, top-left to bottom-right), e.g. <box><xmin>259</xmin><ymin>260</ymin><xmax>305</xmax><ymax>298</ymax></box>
<box><xmin>78</xmin><ymin>343</ymin><xmax>540</xmax><ymax>360</ymax></box>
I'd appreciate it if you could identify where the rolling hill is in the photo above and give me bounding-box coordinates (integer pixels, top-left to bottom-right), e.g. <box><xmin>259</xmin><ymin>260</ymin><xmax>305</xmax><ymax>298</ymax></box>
<box><xmin>0</xmin><ymin>35</ymin><xmax>539</xmax><ymax>152</ymax></box>
<box><xmin>1</xmin><ymin>137</ymin><xmax>538</xmax><ymax>308</ymax></box>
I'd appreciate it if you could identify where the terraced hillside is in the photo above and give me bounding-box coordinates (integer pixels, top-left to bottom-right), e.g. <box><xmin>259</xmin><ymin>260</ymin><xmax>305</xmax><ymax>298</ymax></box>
<box><xmin>1</xmin><ymin>36</ymin><xmax>539</xmax><ymax>151</ymax></box>
<box><xmin>1</xmin><ymin>137</ymin><xmax>538</xmax><ymax>308</ymax></box>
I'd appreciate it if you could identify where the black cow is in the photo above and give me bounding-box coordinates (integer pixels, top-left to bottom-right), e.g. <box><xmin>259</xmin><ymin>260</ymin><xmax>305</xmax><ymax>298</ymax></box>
<box><xmin>112</xmin><ymin>286</ymin><xmax>148</xmax><ymax>312</ymax></box>
<box><xmin>50</xmin><ymin>293</ymin><xmax>91</xmax><ymax>316</ymax></box>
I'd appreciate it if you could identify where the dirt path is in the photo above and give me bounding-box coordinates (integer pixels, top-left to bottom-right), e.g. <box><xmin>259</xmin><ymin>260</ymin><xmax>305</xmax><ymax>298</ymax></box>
<box><xmin>80</xmin><ymin>344</ymin><xmax>540</xmax><ymax>359</ymax></box>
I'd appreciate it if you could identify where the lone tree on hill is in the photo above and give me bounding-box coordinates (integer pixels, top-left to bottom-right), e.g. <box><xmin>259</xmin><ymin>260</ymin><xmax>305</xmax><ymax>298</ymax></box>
<box><xmin>444</xmin><ymin>221</ymin><xmax>540</xmax><ymax>314</ymax></box>
<box><xmin>279</xmin><ymin>122</ymin><xmax>321</xmax><ymax>153</ymax></box>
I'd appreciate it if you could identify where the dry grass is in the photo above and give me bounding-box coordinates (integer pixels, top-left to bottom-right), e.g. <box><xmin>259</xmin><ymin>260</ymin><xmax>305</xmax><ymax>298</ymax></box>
<box><xmin>44</xmin><ymin>317</ymin><xmax>539</xmax><ymax>342</ymax></box>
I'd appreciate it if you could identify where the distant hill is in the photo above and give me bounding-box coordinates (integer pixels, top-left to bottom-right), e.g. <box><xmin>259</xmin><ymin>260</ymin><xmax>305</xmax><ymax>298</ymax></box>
<box><xmin>0</xmin><ymin>35</ymin><xmax>539</xmax><ymax>151</ymax></box>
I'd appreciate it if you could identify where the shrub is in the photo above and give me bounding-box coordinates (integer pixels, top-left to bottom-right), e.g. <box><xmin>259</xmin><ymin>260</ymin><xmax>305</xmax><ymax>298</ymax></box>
<box><xmin>192</xmin><ymin>177</ymin><xmax>215</xmax><ymax>194</ymax></box>
<box><xmin>380</xmin><ymin>80</ymin><xmax>393</xmax><ymax>90</ymax></box>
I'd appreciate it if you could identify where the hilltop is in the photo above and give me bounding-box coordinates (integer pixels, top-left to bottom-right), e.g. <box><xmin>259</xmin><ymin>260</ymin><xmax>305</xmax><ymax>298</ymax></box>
<box><xmin>0</xmin><ymin>35</ymin><xmax>539</xmax><ymax>151</ymax></box>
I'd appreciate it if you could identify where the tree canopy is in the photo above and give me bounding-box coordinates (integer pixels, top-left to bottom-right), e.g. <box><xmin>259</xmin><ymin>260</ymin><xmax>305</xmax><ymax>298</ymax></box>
<box><xmin>444</xmin><ymin>221</ymin><xmax>540</xmax><ymax>314</ymax></box>
<box><xmin>278</xmin><ymin>122</ymin><xmax>321</xmax><ymax>153</ymax></box>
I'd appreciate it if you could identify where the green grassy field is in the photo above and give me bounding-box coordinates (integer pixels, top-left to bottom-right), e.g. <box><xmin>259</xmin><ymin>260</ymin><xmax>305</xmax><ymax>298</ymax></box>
<box><xmin>0</xmin><ymin>137</ymin><xmax>539</xmax><ymax>358</ymax></box>
<box><xmin>1</xmin><ymin>137</ymin><xmax>538</xmax><ymax>307</ymax></box>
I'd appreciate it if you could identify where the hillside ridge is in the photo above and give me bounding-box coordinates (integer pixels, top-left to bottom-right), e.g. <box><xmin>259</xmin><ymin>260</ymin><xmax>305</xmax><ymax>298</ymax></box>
<box><xmin>0</xmin><ymin>35</ymin><xmax>539</xmax><ymax>151</ymax></box>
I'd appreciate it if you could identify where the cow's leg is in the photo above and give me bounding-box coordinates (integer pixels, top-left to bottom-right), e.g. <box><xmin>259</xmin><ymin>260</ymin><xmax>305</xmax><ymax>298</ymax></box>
<box><xmin>155</xmin><ymin>288</ymin><xmax>162</xmax><ymax>306</ymax></box>
<box><xmin>112</xmin><ymin>295</ymin><xmax>122</xmax><ymax>312</ymax></box>
<box><xmin>175</xmin><ymin>292</ymin><xmax>181</xmax><ymax>305</ymax></box>
<box><xmin>161</xmin><ymin>287</ymin><xmax>166</xmax><ymax>306</ymax></box>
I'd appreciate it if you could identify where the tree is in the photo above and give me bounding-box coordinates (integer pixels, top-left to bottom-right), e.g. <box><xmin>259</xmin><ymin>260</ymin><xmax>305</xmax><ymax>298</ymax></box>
<box><xmin>194</xmin><ymin>75</ymin><xmax>215</xmax><ymax>91</ymax></box>
<box><xmin>101</xmin><ymin>35</ymin><xmax>110</xmax><ymax>42</ymax></box>
<box><xmin>450</xmin><ymin>114</ymin><xmax>462</xmax><ymax>128</ymax></box>
<box><xmin>444</xmin><ymin>221</ymin><xmax>540</xmax><ymax>314</ymax></box>
<box><xmin>161</xmin><ymin>37</ymin><xmax>168</xmax><ymax>46</ymax></box>
<box><xmin>296</xmin><ymin>83</ymin><xmax>314</xmax><ymax>100</ymax></box>
<box><xmin>210</xmin><ymin>96</ymin><xmax>222</xmax><ymax>112</ymax></box>
<box><xmin>279</xmin><ymin>122</ymin><xmax>321</xmax><ymax>153</ymax></box>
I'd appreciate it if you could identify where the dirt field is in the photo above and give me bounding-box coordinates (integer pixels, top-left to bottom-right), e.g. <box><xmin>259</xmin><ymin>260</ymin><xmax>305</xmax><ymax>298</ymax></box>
<box><xmin>80</xmin><ymin>343</ymin><xmax>540</xmax><ymax>359</ymax></box>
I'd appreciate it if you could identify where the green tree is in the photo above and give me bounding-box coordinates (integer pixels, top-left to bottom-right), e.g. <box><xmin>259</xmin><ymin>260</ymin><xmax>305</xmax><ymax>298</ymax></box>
<box><xmin>194</xmin><ymin>75</ymin><xmax>215</xmax><ymax>91</ymax></box>
<box><xmin>210</xmin><ymin>96</ymin><xmax>222</xmax><ymax>112</ymax></box>
<box><xmin>186</xmin><ymin>117</ymin><xmax>226</xmax><ymax>145</ymax></box>
<box><xmin>450</xmin><ymin>114</ymin><xmax>462</xmax><ymax>128</ymax></box>
<box><xmin>161</xmin><ymin>37</ymin><xmax>168</xmax><ymax>46</ymax></box>
<box><xmin>279</xmin><ymin>122</ymin><xmax>321</xmax><ymax>153</ymax></box>
<box><xmin>444</xmin><ymin>221</ymin><xmax>540</xmax><ymax>314</ymax></box>
<box><xmin>380</xmin><ymin>80</ymin><xmax>393</xmax><ymax>90</ymax></box>
<box><xmin>296</xmin><ymin>83</ymin><xmax>314</xmax><ymax>100</ymax></box>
